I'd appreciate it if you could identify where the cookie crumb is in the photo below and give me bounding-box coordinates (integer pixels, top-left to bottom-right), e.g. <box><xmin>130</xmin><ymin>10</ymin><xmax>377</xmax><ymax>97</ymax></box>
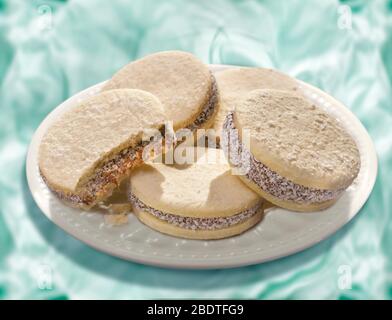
<box><xmin>103</xmin><ymin>203</ymin><xmax>131</xmax><ymax>225</ymax></box>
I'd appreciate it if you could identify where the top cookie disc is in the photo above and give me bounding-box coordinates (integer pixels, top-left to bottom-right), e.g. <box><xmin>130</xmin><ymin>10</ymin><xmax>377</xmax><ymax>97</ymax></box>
<box><xmin>213</xmin><ymin>67</ymin><xmax>300</xmax><ymax>136</ymax></box>
<box><xmin>233</xmin><ymin>89</ymin><xmax>360</xmax><ymax>190</ymax></box>
<box><xmin>103</xmin><ymin>51</ymin><xmax>213</xmax><ymax>130</ymax></box>
<box><xmin>129</xmin><ymin>147</ymin><xmax>261</xmax><ymax>217</ymax></box>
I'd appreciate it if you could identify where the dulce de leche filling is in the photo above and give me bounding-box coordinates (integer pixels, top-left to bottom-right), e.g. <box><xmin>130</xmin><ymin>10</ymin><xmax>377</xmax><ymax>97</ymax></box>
<box><xmin>129</xmin><ymin>192</ymin><xmax>262</xmax><ymax>231</ymax></box>
<box><xmin>221</xmin><ymin>112</ymin><xmax>344</xmax><ymax>204</ymax></box>
<box><xmin>42</xmin><ymin>140</ymin><xmax>150</xmax><ymax>206</ymax></box>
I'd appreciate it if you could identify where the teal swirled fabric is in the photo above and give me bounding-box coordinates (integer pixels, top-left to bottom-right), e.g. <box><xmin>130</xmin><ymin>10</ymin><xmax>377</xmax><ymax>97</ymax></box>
<box><xmin>0</xmin><ymin>0</ymin><xmax>391</xmax><ymax>299</ymax></box>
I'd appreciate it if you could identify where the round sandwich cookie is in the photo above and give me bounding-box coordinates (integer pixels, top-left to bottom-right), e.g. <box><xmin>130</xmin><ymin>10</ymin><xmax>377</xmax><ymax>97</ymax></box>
<box><xmin>39</xmin><ymin>89</ymin><xmax>167</xmax><ymax>209</ymax></box>
<box><xmin>222</xmin><ymin>89</ymin><xmax>361</xmax><ymax>212</ymax></box>
<box><xmin>103</xmin><ymin>51</ymin><xmax>220</xmax><ymax>133</ymax></box>
<box><xmin>212</xmin><ymin>67</ymin><xmax>300</xmax><ymax>143</ymax></box>
<box><xmin>128</xmin><ymin>147</ymin><xmax>264</xmax><ymax>240</ymax></box>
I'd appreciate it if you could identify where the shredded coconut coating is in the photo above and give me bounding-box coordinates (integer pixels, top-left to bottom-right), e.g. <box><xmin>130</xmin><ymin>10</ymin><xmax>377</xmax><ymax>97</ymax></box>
<box><xmin>129</xmin><ymin>193</ymin><xmax>262</xmax><ymax>230</ymax></box>
<box><xmin>221</xmin><ymin>112</ymin><xmax>344</xmax><ymax>204</ymax></box>
<box><xmin>185</xmin><ymin>74</ymin><xmax>219</xmax><ymax>132</ymax></box>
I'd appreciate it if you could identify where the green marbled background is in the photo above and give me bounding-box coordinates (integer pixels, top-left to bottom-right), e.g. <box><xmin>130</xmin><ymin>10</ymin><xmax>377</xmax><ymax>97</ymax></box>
<box><xmin>0</xmin><ymin>0</ymin><xmax>391</xmax><ymax>299</ymax></box>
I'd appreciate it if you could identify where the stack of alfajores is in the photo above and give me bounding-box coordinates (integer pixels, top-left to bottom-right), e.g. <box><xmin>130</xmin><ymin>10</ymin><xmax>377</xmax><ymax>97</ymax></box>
<box><xmin>38</xmin><ymin>52</ymin><xmax>360</xmax><ymax>239</ymax></box>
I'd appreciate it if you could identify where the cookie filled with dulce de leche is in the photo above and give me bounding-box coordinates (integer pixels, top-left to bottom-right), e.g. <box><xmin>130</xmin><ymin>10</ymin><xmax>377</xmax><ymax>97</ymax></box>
<box><xmin>222</xmin><ymin>89</ymin><xmax>360</xmax><ymax>212</ymax></box>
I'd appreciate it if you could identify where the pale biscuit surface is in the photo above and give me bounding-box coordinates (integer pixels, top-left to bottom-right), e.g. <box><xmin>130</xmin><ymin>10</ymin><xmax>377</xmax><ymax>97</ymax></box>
<box><xmin>234</xmin><ymin>89</ymin><xmax>360</xmax><ymax>190</ymax></box>
<box><xmin>213</xmin><ymin>67</ymin><xmax>300</xmax><ymax>136</ymax></box>
<box><xmin>103</xmin><ymin>51</ymin><xmax>212</xmax><ymax>130</ymax></box>
<box><xmin>39</xmin><ymin>89</ymin><xmax>166</xmax><ymax>194</ymax></box>
<box><xmin>130</xmin><ymin>148</ymin><xmax>261</xmax><ymax>217</ymax></box>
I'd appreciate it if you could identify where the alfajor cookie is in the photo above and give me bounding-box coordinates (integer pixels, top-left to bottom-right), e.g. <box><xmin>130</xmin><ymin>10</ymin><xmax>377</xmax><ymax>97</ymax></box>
<box><xmin>212</xmin><ymin>67</ymin><xmax>300</xmax><ymax>142</ymax></box>
<box><xmin>39</xmin><ymin>89</ymin><xmax>167</xmax><ymax>209</ymax></box>
<box><xmin>128</xmin><ymin>147</ymin><xmax>264</xmax><ymax>239</ymax></box>
<box><xmin>222</xmin><ymin>89</ymin><xmax>360</xmax><ymax>212</ymax></box>
<box><xmin>103</xmin><ymin>51</ymin><xmax>220</xmax><ymax>132</ymax></box>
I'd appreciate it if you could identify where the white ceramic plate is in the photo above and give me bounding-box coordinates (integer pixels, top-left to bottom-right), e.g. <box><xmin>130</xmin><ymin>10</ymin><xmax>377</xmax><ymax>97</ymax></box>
<box><xmin>26</xmin><ymin>64</ymin><xmax>377</xmax><ymax>269</ymax></box>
